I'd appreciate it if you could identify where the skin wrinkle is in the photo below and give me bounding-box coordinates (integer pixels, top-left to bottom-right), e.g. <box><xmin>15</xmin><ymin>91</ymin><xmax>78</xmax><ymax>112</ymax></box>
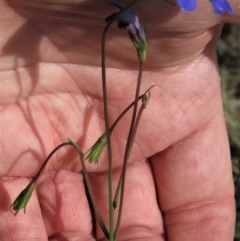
<box><xmin>131</xmin><ymin>134</ymin><xmax>150</xmax><ymax>155</ymax></box>
<box><xmin>0</xmin><ymin>8</ymin><xmax>15</xmax><ymax>46</ymax></box>
<box><xmin>111</xmin><ymin>131</ymin><xmax>151</xmax><ymax>166</ymax></box>
<box><xmin>174</xmin><ymin>80</ymin><xmax>219</xmax><ymax>126</ymax></box>
<box><xmin>162</xmin><ymin>70</ymin><xmax>214</xmax><ymax>103</ymax></box>
<box><xmin>10</xmin><ymin>62</ymin><xmax>39</xmax><ymax>71</ymax></box>
<box><xmin>38</xmin><ymin>36</ymin><xmax>69</xmax><ymax>65</ymax></box>
<box><xmin>15</xmin><ymin>99</ymin><xmax>49</xmax><ymax>162</ymax></box>
<box><xmin>33</xmin><ymin>96</ymin><xmax>57</xmax><ymax>138</ymax></box>
<box><xmin>113</xmin><ymin>227</ymin><xmax>162</xmax><ymax>241</ymax></box>
<box><xmin>111</xmin><ymin>131</ymin><xmax>125</xmax><ymax>164</ymax></box>
<box><xmin>41</xmin><ymin>63</ymin><xmax>79</xmax><ymax>95</ymax></box>
<box><xmin>155</xmin><ymin>73</ymin><xmax>219</xmax><ymax>129</ymax></box>
<box><xmin>153</xmin><ymin>91</ymin><xmax>190</xmax><ymax>132</ymax></box>
<box><xmin>145</xmin><ymin>31</ymin><xmax>215</xmax><ymax>68</ymax></box>
<box><xmin>51</xmin><ymin>105</ymin><xmax>73</xmax><ymax>144</ymax></box>
<box><xmin>35</xmin><ymin>96</ymin><xmax>72</xmax><ymax>143</ymax></box>
<box><xmin>59</xmin><ymin>64</ymin><xmax>84</xmax><ymax>92</ymax></box>
<box><xmin>164</xmin><ymin>201</ymin><xmax>234</xmax><ymax>237</ymax></box>
<box><xmin>0</xmin><ymin>67</ymin><xmax>95</xmax><ymax>105</ymax></box>
<box><xmin>0</xmin><ymin>3</ymin><xmax>210</xmax><ymax>68</ymax></box>
<box><xmin>166</xmin><ymin>195</ymin><xmax>234</xmax><ymax>214</ymax></box>
<box><xmin>61</xmin><ymin>64</ymin><xmax>105</xmax><ymax>100</ymax></box>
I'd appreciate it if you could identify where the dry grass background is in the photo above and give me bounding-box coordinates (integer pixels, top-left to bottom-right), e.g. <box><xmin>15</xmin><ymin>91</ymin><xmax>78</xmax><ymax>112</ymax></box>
<box><xmin>217</xmin><ymin>23</ymin><xmax>240</xmax><ymax>240</ymax></box>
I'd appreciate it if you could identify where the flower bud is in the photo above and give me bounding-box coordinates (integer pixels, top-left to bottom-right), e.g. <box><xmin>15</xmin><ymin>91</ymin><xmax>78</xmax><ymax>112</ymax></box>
<box><xmin>85</xmin><ymin>134</ymin><xmax>107</xmax><ymax>164</ymax></box>
<box><xmin>11</xmin><ymin>182</ymin><xmax>35</xmax><ymax>216</ymax></box>
<box><xmin>106</xmin><ymin>2</ymin><xmax>147</xmax><ymax>62</ymax></box>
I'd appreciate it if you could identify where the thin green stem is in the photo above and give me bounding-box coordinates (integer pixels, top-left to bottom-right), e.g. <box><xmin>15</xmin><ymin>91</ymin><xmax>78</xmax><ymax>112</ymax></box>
<box><xmin>113</xmin><ymin>87</ymin><xmax>154</xmax><ymax>208</ymax></box>
<box><xmin>109</xmin><ymin>86</ymin><xmax>154</xmax><ymax>133</ymax></box>
<box><xmin>129</xmin><ymin>90</ymin><xmax>150</xmax><ymax>149</ymax></box>
<box><xmin>112</xmin><ymin>92</ymin><xmax>150</xmax><ymax>213</ymax></box>
<box><xmin>114</xmin><ymin>62</ymin><xmax>144</xmax><ymax>239</ymax></box>
<box><xmin>102</xmin><ymin>21</ymin><xmax>115</xmax><ymax>241</ymax></box>
<box><xmin>68</xmin><ymin>140</ymin><xmax>109</xmax><ymax>239</ymax></box>
<box><xmin>127</xmin><ymin>88</ymin><xmax>150</xmax><ymax>155</ymax></box>
<box><xmin>101</xmin><ymin>2</ymin><xmax>145</xmax><ymax>239</ymax></box>
<box><xmin>31</xmin><ymin>141</ymin><xmax>109</xmax><ymax>238</ymax></box>
<box><xmin>84</xmin><ymin>93</ymin><xmax>145</xmax><ymax>157</ymax></box>
<box><xmin>32</xmin><ymin>142</ymin><xmax>71</xmax><ymax>183</ymax></box>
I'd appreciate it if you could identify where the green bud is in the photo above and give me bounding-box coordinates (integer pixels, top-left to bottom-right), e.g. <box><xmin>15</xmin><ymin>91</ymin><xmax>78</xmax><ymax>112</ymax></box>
<box><xmin>85</xmin><ymin>134</ymin><xmax>107</xmax><ymax>164</ymax></box>
<box><xmin>136</xmin><ymin>39</ymin><xmax>147</xmax><ymax>63</ymax></box>
<box><xmin>11</xmin><ymin>182</ymin><xmax>35</xmax><ymax>216</ymax></box>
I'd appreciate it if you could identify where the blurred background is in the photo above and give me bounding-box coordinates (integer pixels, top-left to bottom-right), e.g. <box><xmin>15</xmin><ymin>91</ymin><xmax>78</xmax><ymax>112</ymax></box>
<box><xmin>217</xmin><ymin>23</ymin><xmax>240</xmax><ymax>240</ymax></box>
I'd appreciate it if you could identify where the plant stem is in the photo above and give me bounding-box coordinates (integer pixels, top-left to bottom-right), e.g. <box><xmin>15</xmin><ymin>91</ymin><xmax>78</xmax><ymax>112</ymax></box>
<box><xmin>113</xmin><ymin>87</ymin><xmax>153</xmax><ymax>208</ymax></box>
<box><xmin>68</xmin><ymin>140</ymin><xmax>109</xmax><ymax>239</ymax></box>
<box><xmin>101</xmin><ymin>2</ymin><xmax>145</xmax><ymax>239</ymax></box>
<box><xmin>114</xmin><ymin>61</ymin><xmax>144</xmax><ymax>239</ymax></box>
<box><xmin>109</xmin><ymin>86</ymin><xmax>154</xmax><ymax>133</ymax></box>
<box><xmin>31</xmin><ymin>141</ymin><xmax>109</xmax><ymax>238</ymax></box>
<box><xmin>32</xmin><ymin>142</ymin><xmax>71</xmax><ymax>183</ymax></box>
<box><xmin>84</xmin><ymin>93</ymin><xmax>146</xmax><ymax>157</ymax></box>
<box><xmin>102</xmin><ymin>21</ymin><xmax>115</xmax><ymax>241</ymax></box>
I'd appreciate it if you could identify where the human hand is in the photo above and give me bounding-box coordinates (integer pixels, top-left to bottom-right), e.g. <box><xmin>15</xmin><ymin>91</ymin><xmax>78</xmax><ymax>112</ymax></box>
<box><xmin>0</xmin><ymin>0</ymin><xmax>239</xmax><ymax>240</ymax></box>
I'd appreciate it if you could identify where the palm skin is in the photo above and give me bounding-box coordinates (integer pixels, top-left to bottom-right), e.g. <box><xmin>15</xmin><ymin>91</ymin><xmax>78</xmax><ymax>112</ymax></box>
<box><xmin>0</xmin><ymin>0</ymin><xmax>239</xmax><ymax>240</ymax></box>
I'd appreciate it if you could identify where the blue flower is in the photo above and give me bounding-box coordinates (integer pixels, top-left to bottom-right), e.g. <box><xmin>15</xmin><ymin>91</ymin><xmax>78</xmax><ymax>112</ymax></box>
<box><xmin>105</xmin><ymin>2</ymin><xmax>138</xmax><ymax>29</ymax></box>
<box><xmin>176</xmin><ymin>0</ymin><xmax>233</xmax><ymax>14</ymax></box>
<box><xmin>105</xmin><ymin>2</ymin><xmax>146</xmax><ymax>44</ymax></box>
<box><xmin>176</xmin><ymin>0</ymin><xmax>197</xmax><ymax>11</ymax></box>
<box><xmin>210</xmin><ymin>0</ymin><xmax>233</xmax><ymax>14</ymax></box>
<box><xmin>105</xmin><ymin>2</ymin><xmax>147</xmax><ymax>62</ymax></box>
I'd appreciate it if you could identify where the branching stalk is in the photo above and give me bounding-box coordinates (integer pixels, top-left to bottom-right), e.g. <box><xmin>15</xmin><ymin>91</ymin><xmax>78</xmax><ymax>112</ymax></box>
<box><xmin>68</xmin><ymin>140</ymin><xmax>109</xmax><ymax>238</ymax></box>
<box><xmin>113</xmin><ymin>89</ymin><xmax>152</xmax><ymax>209</ymax></box>
<box><xmin>101</xmin><ymin>2</ymin><xmax>141</xmax><ymax>239</ymax></box>
<box><xmin>114</xmin><ymin>61</ymin><xmax>144</xmax><ymax>239</ymax></box>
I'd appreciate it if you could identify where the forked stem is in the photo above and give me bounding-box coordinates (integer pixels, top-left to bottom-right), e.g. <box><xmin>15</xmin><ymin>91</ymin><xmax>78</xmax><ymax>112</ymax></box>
<box><xmin>12</xmin><ymin>141</ymin><xmax>109</xmax><ymax>238</ymax></box>
<box><xmin>114</xmin><ymin>61</ymin><xmax>144</xmax><ymax>239</ymax></box>
<box><xmin>68</xmin><ymin>140</ymin><xmax>109</xmax><ymax>238</ymax></box>
<box><xmin>113</xmin><ymin>87</ymin><xmax>153</xmax><ymax>209</ymax></box>
<box><xmin>101</xmin><ymin>2</ymin><xmax>141</xmax><ymax>239</ymax></box>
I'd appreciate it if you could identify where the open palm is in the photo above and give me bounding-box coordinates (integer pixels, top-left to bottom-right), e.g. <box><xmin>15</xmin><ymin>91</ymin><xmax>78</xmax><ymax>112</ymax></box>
<box><xmin>0</xmin><ymin>0</ymin><xmax>238</xmax><ymax>240</ymax></box>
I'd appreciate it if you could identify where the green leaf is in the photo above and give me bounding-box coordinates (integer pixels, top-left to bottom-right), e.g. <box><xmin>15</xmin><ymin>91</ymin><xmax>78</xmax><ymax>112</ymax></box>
<box><xmin>11</xmin><ymin>182</ymin><xmax>35</xmax><ymax>216</ymax></box>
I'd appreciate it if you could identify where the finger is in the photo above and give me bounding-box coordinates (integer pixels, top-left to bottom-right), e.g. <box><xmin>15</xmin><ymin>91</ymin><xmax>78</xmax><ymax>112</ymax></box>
<box><xmin>151</xmin><ymin>111</ymin><xmax>235</xmax><ymax>241</ymax></box>
<box><xmin>90</xmin><ymin>161</ymin><xmax>164</xmax><ymax>241</ymax></box>
<box><xmin>222</xmin><ymin>1</ymin><xmax>240</xmax><ymax>24</ymax></box>
<box><xmin>36</xmin><ymin>170</ymin><xmax>94</xmax><ymax>240</ymax></box>
<box><xmin>0</xmin><ymin>0</ymin><xmax>223</xmax><ymax>69</ymax></box>
<box><xmin>0</xmin><ymin>177</ymin><xmax>48</xmax><ymax>240</ymax></box>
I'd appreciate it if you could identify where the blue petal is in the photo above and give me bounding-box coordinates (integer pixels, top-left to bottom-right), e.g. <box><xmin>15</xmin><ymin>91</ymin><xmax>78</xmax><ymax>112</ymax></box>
<box><xmin>105</xmin><ymin>2</ymin><xmax>137</xmax><ymax>28</ymax></box>
<box><xmin>222</xmin><ymin>1</ymin><xmax>233</xmax><ymax>14</ymax></box>
<box><xmin>210</xmin><ymin>0</ymin><xmax>233</xmax><ymax>14</ymax></box>
<box><xmin>176</xmin><ymin>0</ymin><xmax>197</xmax><ymax>11</ymax></box>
